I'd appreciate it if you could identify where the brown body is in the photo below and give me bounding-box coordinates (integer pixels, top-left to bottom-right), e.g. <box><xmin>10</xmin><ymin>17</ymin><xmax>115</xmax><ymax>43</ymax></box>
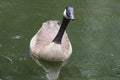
<box><xmin>30</xmin><ymin>20</ymin><xmax>72</xmax><ymax>61</ymax></box>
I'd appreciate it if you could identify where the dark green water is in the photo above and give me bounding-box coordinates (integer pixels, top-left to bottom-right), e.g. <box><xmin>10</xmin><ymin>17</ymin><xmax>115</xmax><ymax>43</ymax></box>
<box><xmin>0</xmin><ymin>0</ymin><xmax>120</xmax><ymax>80</ymax></box>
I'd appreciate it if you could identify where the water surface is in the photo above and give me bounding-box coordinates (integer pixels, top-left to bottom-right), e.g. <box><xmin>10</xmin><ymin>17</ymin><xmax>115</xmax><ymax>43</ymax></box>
<box><xmin>0</xmin><ymin>0</ymin><xmax>120</xmax><ymax>80</ymax></box>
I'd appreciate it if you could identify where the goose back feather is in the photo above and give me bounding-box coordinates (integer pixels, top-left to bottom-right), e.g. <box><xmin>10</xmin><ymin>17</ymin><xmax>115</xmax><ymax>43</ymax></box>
<box><xmin>30</xmin><ymin>20</ymin><xmax>72</xmax><ymax>61</ymax></box>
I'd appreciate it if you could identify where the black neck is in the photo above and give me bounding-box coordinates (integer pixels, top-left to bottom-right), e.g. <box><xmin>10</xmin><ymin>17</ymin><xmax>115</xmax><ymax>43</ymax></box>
<box><xmin>52</xmin><ymin>17</ymin><xmax>70</xmax><ymax>44</ymax></box>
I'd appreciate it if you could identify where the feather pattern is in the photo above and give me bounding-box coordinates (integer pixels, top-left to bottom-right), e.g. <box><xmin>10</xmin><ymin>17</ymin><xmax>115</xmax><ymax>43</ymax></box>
<box><xmin>30</xmin><ymin>20</ymin><xmax>72</xmax><ymax>61</ymax></box>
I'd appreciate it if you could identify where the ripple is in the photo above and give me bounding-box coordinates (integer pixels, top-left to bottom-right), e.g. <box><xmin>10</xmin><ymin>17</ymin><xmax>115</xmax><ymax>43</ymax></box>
<box><xmin>0</xmin><ymin>44</ymin><xmax>2</xmax><ymax>47</ymax></box>
<box><xmin>111</xmin><ymin>53</ymin><xmax>114</xmax><ymax>57</ymax></box>
<box><xmin>0</xmin><ymin>1</ymin><xmax>13</xmax><ymax>8</ymax></box>
<box><xmin>11</xmin><ymin>35</ymin><xmax>23</xmax><ymax>39</ymax></box>
<box><xmin>3</xmin><ymin>56</ymin><xmax>13</xmax><ymax>64</ymax></box>
<box><xmin>112</xmin><ymin>67</ymin><xmax>119</xmax><ymax>71</ymax></box>
<box><xmin>19</xmin><ymin>57</ymin><xmax>27</xmax><ymax>61</ymax></box>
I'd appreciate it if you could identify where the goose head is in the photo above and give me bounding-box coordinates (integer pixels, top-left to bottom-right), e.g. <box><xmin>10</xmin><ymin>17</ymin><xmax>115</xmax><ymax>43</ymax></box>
<box><xmin>63</xmin><ymin>7</ymin><xmax>74</xmax><ymax>20</ymax></box>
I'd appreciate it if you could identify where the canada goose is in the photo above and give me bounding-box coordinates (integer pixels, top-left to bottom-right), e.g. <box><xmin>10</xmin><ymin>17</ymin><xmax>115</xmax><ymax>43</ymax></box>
<box><xmin>30</xmin><ymin>7</ymin><xmax>74</xmax><ymax>62</ymax></box>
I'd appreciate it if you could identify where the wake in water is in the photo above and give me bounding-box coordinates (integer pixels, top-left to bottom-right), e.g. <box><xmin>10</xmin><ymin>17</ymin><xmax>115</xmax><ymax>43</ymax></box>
<box><xmin>31</xmin><ymin>55</ymin><xmax>67</xmax><ymax>80</ymax></box>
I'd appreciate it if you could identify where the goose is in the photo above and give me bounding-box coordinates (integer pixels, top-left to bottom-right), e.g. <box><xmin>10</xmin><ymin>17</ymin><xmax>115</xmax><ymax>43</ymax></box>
<box><xmin>30</xmin><ymin>7</ymin><xmax>74</xmax><ymax>62</ymax></box>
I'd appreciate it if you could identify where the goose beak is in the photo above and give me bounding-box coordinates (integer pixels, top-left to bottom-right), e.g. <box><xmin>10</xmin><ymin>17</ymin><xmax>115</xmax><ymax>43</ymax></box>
<box><xmin>70</xmin><ymin>13</ymin><xmax>74</xmax><ymax>20</ymax></box>
<box><xmin>68</xmin><ymin>7</ymin><xmax>74</xmax><ymax>20</ymax></box>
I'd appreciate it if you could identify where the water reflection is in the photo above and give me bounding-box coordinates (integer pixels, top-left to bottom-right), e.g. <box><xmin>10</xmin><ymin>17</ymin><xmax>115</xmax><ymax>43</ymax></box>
<box><xmin>30</xmin><ymin>55</ymin><xmax>66</xmax><ymax>80</ymax></box>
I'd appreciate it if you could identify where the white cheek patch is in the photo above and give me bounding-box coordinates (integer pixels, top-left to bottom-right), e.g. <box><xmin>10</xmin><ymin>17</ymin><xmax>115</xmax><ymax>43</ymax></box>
<box><xmin>63</xmin><ymin>9</ymin><xmax>69</xmax><ymax>19</ymax></box>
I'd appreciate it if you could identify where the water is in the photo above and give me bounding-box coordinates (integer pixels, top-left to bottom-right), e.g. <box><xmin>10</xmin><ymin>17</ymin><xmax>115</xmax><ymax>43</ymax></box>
<box><xmin>0</xmin><ymin>0</ymin><xmax>120</xmax><ymax>80</ymax></box>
